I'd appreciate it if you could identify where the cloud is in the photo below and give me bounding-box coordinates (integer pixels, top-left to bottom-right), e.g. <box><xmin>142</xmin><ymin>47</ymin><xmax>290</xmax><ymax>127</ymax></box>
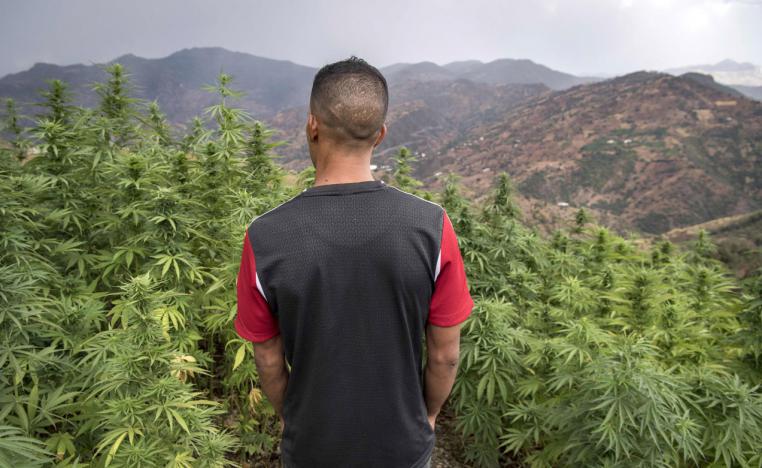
<box><xmin>723</xmin><ymin>0</ymin><xmax>762</xmax><ymax>5</ymax></box>
<box><xmin>0</xmin><ymin>0</ymin><xmax>760</xmax><ymax>78</ymax></box>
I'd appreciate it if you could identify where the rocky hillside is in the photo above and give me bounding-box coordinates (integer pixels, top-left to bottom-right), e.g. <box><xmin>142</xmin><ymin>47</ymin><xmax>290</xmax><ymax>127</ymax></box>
<box><xmin>419</xmin><ymin>72</ymin><xmax>762</xmax><ymax>234</ymax></box>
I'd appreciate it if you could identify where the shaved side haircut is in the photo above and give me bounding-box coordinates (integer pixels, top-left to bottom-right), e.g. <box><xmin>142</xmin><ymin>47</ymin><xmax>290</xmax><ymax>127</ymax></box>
<box><xmin>310</xmin><ymin>56</ymin><xmax>389</xmax><ymax>146</ymax></box>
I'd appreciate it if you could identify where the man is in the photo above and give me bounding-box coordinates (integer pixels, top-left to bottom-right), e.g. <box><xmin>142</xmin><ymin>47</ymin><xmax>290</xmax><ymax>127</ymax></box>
<box><xmin>235</xmin><ymin>56</ymin><xmax>474</xmax><ymax>468</ymax></box>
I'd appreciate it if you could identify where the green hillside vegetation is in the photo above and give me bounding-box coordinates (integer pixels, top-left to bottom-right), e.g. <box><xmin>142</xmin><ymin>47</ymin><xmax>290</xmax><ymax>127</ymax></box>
<box><xmin>2</xmin><ymin>65</ymin><xmax>762</xmax><ymax>467</ymax></box>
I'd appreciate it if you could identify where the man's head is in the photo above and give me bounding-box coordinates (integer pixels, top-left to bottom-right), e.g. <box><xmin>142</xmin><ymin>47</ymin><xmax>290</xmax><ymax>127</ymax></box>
<box><xmin>307</xmin><ymin>57</ymin><xmax>388</xmax><ymax>160</ymax></box>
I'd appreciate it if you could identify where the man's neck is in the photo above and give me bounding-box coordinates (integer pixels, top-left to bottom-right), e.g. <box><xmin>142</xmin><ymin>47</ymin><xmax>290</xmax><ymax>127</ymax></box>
<box><xmin>312</xmin><ymin>152</ymin><xmax>375</xmax><ymax>187</ymax></box>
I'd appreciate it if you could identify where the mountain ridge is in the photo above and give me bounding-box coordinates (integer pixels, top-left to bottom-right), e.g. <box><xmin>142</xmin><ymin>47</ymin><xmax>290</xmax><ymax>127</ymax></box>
<box><xmin>665</xmin><ymin>59</ymin><xmax>762</xmax><ymax>100</ymax></box>
<box><xmin>0</xmin><ymin>47</ymin><xmax>598</xmax><ymax>121</ymax></box>
<box><xmin>0</xmin><ymin>47</ymin><xmax>317</xmax><ymax>122</ymax></box>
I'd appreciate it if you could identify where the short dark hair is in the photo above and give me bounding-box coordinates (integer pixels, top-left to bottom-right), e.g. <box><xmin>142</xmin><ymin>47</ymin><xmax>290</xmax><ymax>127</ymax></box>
<box><xmin>310</xmin><ymin>56</ymin><xmax>389</xmax><ymax>145</ymax></box>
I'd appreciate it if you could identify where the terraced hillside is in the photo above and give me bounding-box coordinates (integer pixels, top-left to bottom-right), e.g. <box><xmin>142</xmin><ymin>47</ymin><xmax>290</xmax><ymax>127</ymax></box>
<box><xmin>421</xmin><ymin>72</ymin><xmax>762</xmax><ymax>234</ymax></box>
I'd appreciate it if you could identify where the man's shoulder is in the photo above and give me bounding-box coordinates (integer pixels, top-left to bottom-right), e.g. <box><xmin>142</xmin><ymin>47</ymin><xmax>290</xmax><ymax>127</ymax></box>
<box><xmin>384</xmin><ymin>184</ymin><xmax>444</xmax><ymax>215</ymax></box>
<box><xmin>247</xmin><ymin>191</ymin><xmax>305</xmax><ymax>231</ymax></box>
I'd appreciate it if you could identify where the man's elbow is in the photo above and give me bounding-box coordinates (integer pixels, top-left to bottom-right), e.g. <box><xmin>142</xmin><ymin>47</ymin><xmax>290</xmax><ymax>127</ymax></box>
<box><xmin>426</xmin><ymin>323</ymin><xmax>462</xmax><ymax>369</ymax></box>
<box><xmin>427</xmin><ymin>347</ymin><xmax>460</xmax><ymax>369</ymax></box>
<box><xmin>252</xmin><ymin>335</ymin><xmax>285</xmax><ymax>370</ymax></box>
<box><xmin>254</xmin><ymin>351</ymin><xmax>284</xmax><ymax>370</ymax></box>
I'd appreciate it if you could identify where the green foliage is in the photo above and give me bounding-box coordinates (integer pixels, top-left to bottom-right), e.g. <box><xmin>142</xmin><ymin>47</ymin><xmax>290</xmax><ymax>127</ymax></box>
<box><xmin>391</xmin><ymin>147</ymin><xmax>423</xmax><ymax>193</ymax></box>
<box><xmin>2</xmin><ymin>98</ymin><xmax>30</xmax><ymax>161</ymax></box>
<box><xmin>1</xmin><ymin>66</ymin><xmax>288</xmax><ymax>465</ymax></box>
<box><xmin>447</xmin><ymin>186</ymin><xmax>762</xmax><ymax>467</ymax></box>
<box><xmin>1</xmin><ymin>63</ymin><xmax>761</xmax><ymax>468</ymax></box>
<box><xmin>737</xmin><ymin>271</ymin><xmax>762</xmax><ymax>374</ymax></box>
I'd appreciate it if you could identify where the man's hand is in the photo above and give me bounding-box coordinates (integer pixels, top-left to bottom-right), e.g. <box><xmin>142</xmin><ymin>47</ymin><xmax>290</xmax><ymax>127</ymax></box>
<box><xmin>279</xmin><ymin>414</ymin><xmax>285</xmax><ymax>435</ymax></box>
<box><xmin>427</xmin><ymin>413</ymin><xmax>437</xmax><ymax>431</ymax></box>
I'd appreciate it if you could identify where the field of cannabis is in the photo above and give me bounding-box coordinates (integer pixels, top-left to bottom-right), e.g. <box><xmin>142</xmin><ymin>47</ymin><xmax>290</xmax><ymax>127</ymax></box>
<box><xmin>2</xmin><ymin>65</ymin><xmax>762</xmax><ymax>468</ymax></box>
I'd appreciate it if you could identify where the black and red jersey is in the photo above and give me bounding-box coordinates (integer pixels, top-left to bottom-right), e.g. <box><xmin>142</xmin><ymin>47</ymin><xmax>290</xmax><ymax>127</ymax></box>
<box><xmin>235</xmin><ymin>178</ymin><xmax>474</xmax><ymax>468</ymax></box>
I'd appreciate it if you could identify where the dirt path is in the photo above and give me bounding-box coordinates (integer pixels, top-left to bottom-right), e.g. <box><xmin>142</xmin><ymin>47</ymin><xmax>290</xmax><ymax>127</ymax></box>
<box><xmin>430</xmin><ymin>403</ymin><xmax>470</xmax><ymax>467</ymax></box>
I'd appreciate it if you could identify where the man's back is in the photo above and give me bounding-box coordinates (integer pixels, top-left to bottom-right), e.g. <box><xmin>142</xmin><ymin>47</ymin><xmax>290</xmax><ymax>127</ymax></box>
<box><xmin>235</xmin><ymin>179</ymin><xmax>473</xmax><ymax>467</ymax></box>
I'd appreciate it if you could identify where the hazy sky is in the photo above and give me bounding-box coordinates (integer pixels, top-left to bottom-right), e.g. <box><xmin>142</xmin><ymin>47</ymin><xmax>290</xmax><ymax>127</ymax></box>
<box><xmin>1</xmin><ymin>0</ymin><xmax>761</xmax><ymax>78</ymax></box>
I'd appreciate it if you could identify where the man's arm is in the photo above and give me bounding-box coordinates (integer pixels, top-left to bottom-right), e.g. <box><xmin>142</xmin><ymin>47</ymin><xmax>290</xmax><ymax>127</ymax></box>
<box><xmin>424</xmin><ymin>322</ymin><xmax>462</xmax><ymax>427</ymax></box>
<box><xmin>234</xmin><ymin>229</ymin><xmax>288</xmax><ymax>427</ymax></box>
<box><xmin>423</xmin><ymin>209</ymin><xmax>474</xmax><ymax>429</ymax></box>
<box><xmin>252</xmin><ymin>334</ymin><xmax>289</xmax><ymax>420</ymax></box>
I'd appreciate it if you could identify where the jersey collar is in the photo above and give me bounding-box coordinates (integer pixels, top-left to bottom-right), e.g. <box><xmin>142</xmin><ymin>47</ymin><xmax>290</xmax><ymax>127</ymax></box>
<box><xmin>300</xmin><ymin>179</ymin><xmax>387</xmax><ymax>197</ymax></box>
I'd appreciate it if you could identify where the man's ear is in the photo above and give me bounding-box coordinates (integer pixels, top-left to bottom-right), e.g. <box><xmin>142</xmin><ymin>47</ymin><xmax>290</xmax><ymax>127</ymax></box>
<box><xmin>372</xmin><ymin>124</ymin><xmax>387</xmax><ymax>148</ymax></box>
<box><xmin>306</xmin><ymin>112</ymin><xmax>319</xmax><ymax>142</ymax></box>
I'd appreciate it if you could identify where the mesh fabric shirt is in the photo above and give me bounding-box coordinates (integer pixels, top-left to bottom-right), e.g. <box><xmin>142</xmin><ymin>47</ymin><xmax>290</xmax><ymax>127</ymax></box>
<box><xmin>235</xmin><ymin>179</ymin><xmax>474</xmax><ymax>468</ymax></box>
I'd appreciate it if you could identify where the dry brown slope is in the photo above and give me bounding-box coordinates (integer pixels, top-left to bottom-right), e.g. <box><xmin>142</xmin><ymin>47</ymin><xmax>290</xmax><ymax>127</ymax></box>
<box><xmin>428</xmin><ymin>72</ymin><xmax>762</xmax><ymax>234</ymax></box>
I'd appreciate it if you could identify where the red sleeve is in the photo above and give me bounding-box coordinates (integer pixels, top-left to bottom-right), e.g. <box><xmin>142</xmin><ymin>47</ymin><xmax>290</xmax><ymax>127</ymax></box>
<box><xmin>428</xmin><ymin>209</ymin><xmax>475</xmax><ymax>327</ymax></box>
<box><xmin>234</xmin><ymin>230</ymin><xmax>280</xmax><ymax>342</ymax></box>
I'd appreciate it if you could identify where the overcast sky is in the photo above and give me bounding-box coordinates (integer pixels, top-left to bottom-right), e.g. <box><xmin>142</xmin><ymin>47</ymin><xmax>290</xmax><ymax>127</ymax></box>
<box><xmin>1</xmin><ymin>0</ymin><xmax>761</xmax><ymax>78</ymax></box>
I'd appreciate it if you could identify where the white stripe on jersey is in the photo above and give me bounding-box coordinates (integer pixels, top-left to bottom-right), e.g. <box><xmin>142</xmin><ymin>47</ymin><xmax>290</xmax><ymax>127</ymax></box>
<box><xmin>434</xmin><ymin>250</ymin><xmax>442</xmax><ymax>282</ymax></box>
<box><xmin>255</xmin><ymin>272</ymin><xmax>268</xmax><ymax>303</ymax></box>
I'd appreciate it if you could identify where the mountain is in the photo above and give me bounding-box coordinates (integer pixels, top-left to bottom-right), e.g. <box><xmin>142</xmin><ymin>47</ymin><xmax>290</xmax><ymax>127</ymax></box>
<box><xmin>409</xmin><ymin>71</ymin><xmax>762</xmax><ymax>234</ymax></box>
<box><xmin>0</xmin><ymin>47</ymin><xmax>316</xmax><ymax>123</ymax></box>
<box><xmin>679</xmin><ymin>72</ymin><xmax>745</xmax><ymax>98</ymax></box>
<box><xmin>667</xmin><ymin>59</ymin><xmax>762</xmax><ymax>86</ymax></box>
<box><xmin>666</xmin><ymin>59</ymin><xmax>762</xmax><ymax>100</ymax></box>
<box><xmin>381</xmin><ymin>61</ymin><xmax>456</xmax><ymax>83</ymax></box>
<box><xmin>384</xmin><ymin>58</ymin><xmax>597</xmax><ymax>90</ymax></box>
<box><xmin>670</xmin><ymin>59</ymin><xmax>758</xmax><ymax>74</ymax></box>
<box><xmin>457</xmin><ymin>58</ymin><xmax>598</xmax><ymax>90</ymax></box>
<box><xmin>442</xmin><ymin>60</ymin><xmax>484</xmax><ymax>75</ymax></box>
